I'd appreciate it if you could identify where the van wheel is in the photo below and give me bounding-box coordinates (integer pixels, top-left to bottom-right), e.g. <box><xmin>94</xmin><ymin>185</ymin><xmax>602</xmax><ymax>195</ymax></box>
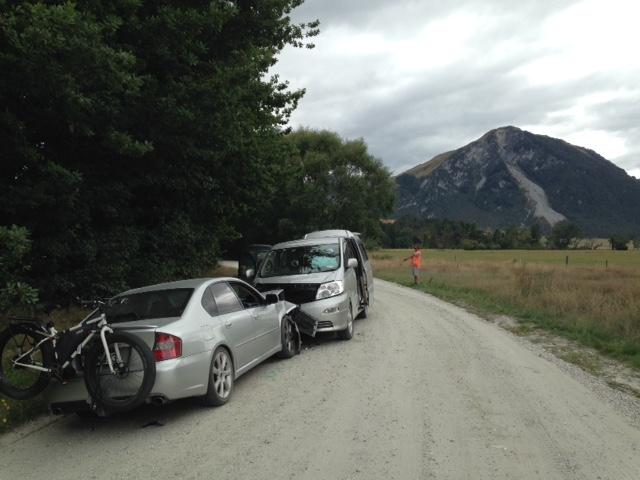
<box><xmin>357</xmin><ymin>303</ymin><xmax>369</xmax><ymax>319</ymax></box>
<box><xmin>338</xmin><ymin>306</ymin><xmax>354</xmax><ymax>341</ymax></box>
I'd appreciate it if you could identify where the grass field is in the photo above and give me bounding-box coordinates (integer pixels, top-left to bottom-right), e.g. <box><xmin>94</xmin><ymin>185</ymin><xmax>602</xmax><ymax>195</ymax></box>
<box><xmin>374</xmin><ymin>248</ymin><xmax>640</xmax><ymax>268</ymax></box>
<box><xmin>372</xmin><ymin>248</ymin><xmax>640</xmax><ymax>369</ymax></box>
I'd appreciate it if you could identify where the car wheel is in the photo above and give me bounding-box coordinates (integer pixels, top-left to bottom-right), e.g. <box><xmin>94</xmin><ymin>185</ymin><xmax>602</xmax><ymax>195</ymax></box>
<box><xmin>202</xmin><ymin>347</ymin><xmax>234</xmax><ymax>407</ymax></box>
<box><xmin>277</xmin><ymin>315</ymin><xmax>296</xmax><ymax>359</ymax></box>
<box><xmin>337</xmin><ymin>306</ymin><xmax>354</xmax><ymax>341</ymax></box>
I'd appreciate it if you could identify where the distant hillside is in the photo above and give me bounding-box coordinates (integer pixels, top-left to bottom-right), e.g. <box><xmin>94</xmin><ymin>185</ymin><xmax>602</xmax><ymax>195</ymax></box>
<box><xmin>395</xmin><ymin>126</ymin><xmax>640</xmax><ymax>236</ymax></box>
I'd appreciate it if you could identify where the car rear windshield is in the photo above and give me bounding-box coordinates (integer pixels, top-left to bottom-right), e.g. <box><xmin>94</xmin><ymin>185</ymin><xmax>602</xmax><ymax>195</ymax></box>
<box><xmin>105</xmin><ymin>288</ymin><xmax>194</xmax><ymax>323</ymax></box>
<box><xmin>259</xmin><ymin>243</ymin><xmax>341</xmax><ymax>277</ymax></box>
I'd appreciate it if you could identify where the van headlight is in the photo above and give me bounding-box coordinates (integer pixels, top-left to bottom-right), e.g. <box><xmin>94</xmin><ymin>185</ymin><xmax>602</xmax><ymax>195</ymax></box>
<box><xmin>316</xmin><ymin>280</ymin><xmax>344</xmax><ymax>300</ymax></box>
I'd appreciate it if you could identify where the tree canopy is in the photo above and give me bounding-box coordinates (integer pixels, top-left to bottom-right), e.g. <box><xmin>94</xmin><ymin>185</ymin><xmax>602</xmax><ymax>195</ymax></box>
<box><xmin>549</xmin><ymin>222</ymin><xmax>581</xmax><ymax>250</ymax></box>
<box><xmin>382</xmin><ymin>218</ymin><xmax>547</xmax><ymax>250</ymax></box>
<box><xmin>243</xmin><ymin>129</ymin><xmax>396</xmax><ymax>246</ymax></box>
<box><xmin>0</xmin><ymin>0</ymin><xmax>319</xmax><ymax>301</ymax></box>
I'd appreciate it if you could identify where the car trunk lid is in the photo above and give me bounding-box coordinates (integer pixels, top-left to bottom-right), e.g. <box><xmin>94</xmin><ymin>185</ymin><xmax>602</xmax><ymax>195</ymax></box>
<box><xmin>111</xmin><ymin>317</ymin><xmax>181</xmax><ymax>349</ymax></box>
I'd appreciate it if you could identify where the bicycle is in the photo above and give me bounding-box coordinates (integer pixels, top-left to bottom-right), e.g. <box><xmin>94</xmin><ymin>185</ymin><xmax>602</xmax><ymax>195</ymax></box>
<box><xmin>0</xmin><ymin>300</ymin><xmax>156</xmax><ymax>413</ymax></box>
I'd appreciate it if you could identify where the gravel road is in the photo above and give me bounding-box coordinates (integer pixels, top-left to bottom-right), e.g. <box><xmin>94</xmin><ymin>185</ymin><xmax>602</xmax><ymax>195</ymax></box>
<box><xmin>2</xmin><ymin>279</ymin><xmax>640</xmax><ymax>479</ymax></box>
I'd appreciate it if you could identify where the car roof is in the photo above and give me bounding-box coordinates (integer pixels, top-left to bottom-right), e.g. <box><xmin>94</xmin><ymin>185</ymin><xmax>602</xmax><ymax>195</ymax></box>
<box><xmin>118</xmin><ymin>277</ymin><xmax>242</xmax><ymax>296</ymax></box>
<box><xmin>304</xmin><ymin>229</ymin><xmax>360</xmax><ymax>239</ymax></box>
<box><xmin>272</xmin><ymin>237</ymin><xmax>343</xmax><ymax>249</ymax></box>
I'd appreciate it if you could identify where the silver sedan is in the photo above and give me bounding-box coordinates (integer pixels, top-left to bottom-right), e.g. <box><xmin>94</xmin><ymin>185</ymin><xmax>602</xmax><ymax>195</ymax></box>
<box><xmin>46</xmin><ymin>278</ymin><xmax>299</xmax><ymax>414</ymax></box>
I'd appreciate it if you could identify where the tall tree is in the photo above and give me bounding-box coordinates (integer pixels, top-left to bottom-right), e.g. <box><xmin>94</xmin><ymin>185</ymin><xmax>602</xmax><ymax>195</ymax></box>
<box><xmin>251</xmin><ymin>129</ymin><xmax>395</xmax><ymax>244</ymax></box>
<box><xmin>0</xmin><ymin>1</ymin><xmax>318</xmax><ymax>299</ymax></box>
<box><xmin>550</xmin><ymin>222</ymin><xmax>581</xmax><ymax>250</ymax></box>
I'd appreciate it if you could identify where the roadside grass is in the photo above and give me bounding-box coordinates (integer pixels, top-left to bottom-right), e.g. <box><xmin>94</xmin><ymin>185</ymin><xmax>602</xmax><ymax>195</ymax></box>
<box><xmin>373</xmin><ymin>249</ymin><xmax>640</xmax><ymax>370</ymax></box>
<box><xmin>378</xmin><ymin>248</ymin><xmax>640</xmax><ymax>268</ymax></box>
<box><xmin>552</xmin><ymin>349</ymin><xmax>602</xmax><ymax>375</ymax></box>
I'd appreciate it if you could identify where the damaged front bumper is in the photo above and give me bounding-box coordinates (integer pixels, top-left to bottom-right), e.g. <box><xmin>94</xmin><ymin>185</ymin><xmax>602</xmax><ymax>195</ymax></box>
<box><xmin>286</xmin><ymin>293</ymin><xmax>352</xmax><ymax>336</ymax></box>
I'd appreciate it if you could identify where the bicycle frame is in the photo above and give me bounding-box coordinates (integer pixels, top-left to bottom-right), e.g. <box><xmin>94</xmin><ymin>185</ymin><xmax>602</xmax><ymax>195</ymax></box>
<box><xmin>10</xmin><ymin>309</ymin><xmax>122</xmax><ymax>376</ymax></box>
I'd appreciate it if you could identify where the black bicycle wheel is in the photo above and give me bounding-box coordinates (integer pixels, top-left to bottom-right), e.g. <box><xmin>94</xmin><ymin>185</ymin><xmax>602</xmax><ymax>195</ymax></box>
<box><xmin>84</xmin><ymin>331</ymin><xmax>156</xmax><ymax>413</ymax></box>
<box><xmin>0</xmin><ymin>324</ymin><xmax>54</xmax><ymax>399</ymax></box>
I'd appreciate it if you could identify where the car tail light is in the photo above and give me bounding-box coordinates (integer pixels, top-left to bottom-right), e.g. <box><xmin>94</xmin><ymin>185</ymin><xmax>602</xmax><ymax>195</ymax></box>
<box><xmin>153</xmin><ymin>333</ymin><xmax>182</xmax><ymax>362</ymax></box>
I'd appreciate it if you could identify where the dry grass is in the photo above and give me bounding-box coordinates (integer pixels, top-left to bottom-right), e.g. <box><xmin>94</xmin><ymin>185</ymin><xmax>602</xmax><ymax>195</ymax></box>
<box><xmin>373</xmin><ymin>249</ymin><xmax>640</xmax><ymax>367</ymax></box>
<box><xmin>204</xmin><ymin>264</ymin><xmax>237</xmax><ymax>278</ymax></box>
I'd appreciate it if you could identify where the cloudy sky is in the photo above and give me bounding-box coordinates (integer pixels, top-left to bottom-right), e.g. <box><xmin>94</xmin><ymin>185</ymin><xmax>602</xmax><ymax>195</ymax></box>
<box><xmin>273</xmin><ymin>0</ymin><xmax>640</xmax><ymax>178</ymax></box>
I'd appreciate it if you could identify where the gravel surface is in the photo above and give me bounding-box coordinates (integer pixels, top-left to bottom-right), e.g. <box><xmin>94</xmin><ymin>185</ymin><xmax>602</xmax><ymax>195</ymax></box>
<box><xmin>2</xmin><ymin>279</ymin><xmax>640</xmax><ymax>479</ymax></box>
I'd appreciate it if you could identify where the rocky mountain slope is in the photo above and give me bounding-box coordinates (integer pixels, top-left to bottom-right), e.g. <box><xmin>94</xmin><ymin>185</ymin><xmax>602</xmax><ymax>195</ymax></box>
<box><xmin>395</xmin><ymin>126</ymin><xmax>640</xmax><ymax>235</ymax></box>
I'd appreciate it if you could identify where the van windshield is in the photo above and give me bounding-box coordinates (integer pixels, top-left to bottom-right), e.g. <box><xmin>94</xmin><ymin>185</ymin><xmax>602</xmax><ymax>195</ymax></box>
<box><xmin>259</xmin><ymin>243</ymin><xmax>341</xmax><ymax>277</ymax></box>
<box><xmin>104</xmin><ymin>288</ymin><xmax>194</xmax><ymax>323</ymax></box>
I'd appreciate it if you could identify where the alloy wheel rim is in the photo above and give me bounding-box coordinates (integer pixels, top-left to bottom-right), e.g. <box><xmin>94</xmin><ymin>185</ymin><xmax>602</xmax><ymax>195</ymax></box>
<box><xmin>213</xmin><ymin>351</ymin><xmax>232</xmax><ymax>399</ymax></box>
<box><xmin>284</xmin><ymin>321</ymin><xmax>294</xmax><ymax>351</ymax></box>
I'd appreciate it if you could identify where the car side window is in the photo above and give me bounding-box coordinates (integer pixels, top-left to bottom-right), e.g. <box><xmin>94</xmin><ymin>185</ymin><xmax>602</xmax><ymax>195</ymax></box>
<box><xmin>201</xmin><ymin>287</ymin><xmax>219</xmax><ymax>317</ymax></box>
<box><xmin>210</xmin><ymin>283</ymin><xmax>243</xmax><ymax>315</ymax></box>
<box><xmin>230</xmin><ymin>283</ymin><xmax>263</xmax><ymax>309</ymax></box>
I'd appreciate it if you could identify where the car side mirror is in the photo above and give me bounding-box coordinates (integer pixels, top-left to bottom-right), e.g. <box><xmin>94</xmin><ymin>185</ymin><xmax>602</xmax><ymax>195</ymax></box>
<box><xmin>245</xmin><ymin>268</ymin><xmax>255</xmax><ymax>279</ymax></box>
<box><xmin>265</xmin><ymin>293</ymin><xmax>279</xmax><ymax>305</ymax></box>
<box><xmin>347</xmin><ymin>258</ymin><xmax>358</xmax><ymax>269</ymax></box>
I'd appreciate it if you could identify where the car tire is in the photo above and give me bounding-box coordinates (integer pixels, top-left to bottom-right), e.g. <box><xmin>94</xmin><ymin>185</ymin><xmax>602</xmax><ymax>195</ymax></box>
<box><xmin>202</xmin><ymin>347</ymin><xmax>234</xmax><ymax>407</ymax></box>
<box><xmin>83</xmin><ymin>331</ymin><xmax>156</xmax><ymax>414</ymax></box>
<box><xmin>337</xmin><ymin>306</ymin><xmax>354</xmax><ymax>341</ymax></box>
<box><xmin>277</xmin><ymin>315</ymin><xmax>296</xmax><ymax>359</ymax></box>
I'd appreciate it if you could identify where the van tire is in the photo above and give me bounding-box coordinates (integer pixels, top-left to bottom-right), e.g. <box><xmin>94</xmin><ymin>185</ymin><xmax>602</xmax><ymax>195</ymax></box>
<box><xmin>337</xmin><ymin>307</ymin><xmax>354</xmax><ymax>341</ymax></box>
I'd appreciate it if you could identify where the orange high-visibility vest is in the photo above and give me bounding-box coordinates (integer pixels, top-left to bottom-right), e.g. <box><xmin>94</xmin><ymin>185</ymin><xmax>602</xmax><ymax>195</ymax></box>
<box><xmin>411</xmin><ymin>250</ymin><xmax>422</xmax><ymax>268</ymax></box>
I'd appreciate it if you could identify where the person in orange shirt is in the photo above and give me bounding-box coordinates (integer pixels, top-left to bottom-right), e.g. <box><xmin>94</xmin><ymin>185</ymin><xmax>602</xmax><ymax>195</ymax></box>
<box><xmin>404</xmin><ymin>243</ymin><xmax>422</xmax><ymax>285</ymax></box>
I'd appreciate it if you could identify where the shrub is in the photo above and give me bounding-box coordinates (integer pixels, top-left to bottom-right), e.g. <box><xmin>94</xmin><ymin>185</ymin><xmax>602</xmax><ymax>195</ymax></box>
<box><xmin>0</xmin><ymin>225</ymin><xmax>39</xmax><ymax>312</ymax></box>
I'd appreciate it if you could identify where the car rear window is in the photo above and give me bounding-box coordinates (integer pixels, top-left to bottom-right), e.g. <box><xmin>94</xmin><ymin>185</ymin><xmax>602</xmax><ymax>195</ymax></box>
<box><xmin>106</xmin><ymin>288</ymin><xmax>194</xmax><ymax>323</ymax></box>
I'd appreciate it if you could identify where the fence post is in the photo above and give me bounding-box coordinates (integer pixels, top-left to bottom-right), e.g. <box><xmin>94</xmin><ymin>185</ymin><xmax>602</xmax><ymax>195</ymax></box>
<box><xmin>565</xmin><ymin>255</ymin><xmax>569</xmax><ymax>267</ymax></box>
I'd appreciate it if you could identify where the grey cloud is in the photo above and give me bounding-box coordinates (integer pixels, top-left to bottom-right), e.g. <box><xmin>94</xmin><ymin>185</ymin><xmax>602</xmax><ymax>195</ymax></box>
<box><xmin>292</xmin><ymin>0</ymin><xmax>578</xmax><ymax>32</ymax></box>
<box><xmin>277</xmin><ymin>0</ymin><xmax>640</xmax><ymax>176</ymax></box>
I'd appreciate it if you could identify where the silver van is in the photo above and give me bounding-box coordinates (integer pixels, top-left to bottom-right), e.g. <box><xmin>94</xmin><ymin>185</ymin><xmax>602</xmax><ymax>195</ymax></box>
<box><xmin>251</xmin><ymin>230</ymin><xmax>373</xmax><ymax>340</ymax></box>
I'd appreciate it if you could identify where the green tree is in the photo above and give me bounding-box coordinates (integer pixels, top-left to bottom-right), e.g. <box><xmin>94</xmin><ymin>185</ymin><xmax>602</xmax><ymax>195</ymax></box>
<box><xmin>380</xmin><ymin>223</ymin><xmax>414</xmax><ymax>249</ymax></box>
<box><xmin>529</xmin><ymin>224</ymin><xmax>542</xmax><ymax>246</ymax></box>
<box><xmin>0</xmin><ymin>1</ymin><xmax>318</xmax><ymax>300</ymax></box>
<box><xmin>0</xmin><ymin>226</ymin><xmax>38</xmax><ymax>312</ymax></box>
<box><xmin>257</xmin><ymin>129</ymin><xmax>395</xmax><ymax>243</ymax></box>
<box><xmin>550</xmin><ymin>222</ymin><xmax>581</xmax><ymax>249</ymax></box>
<box><xmin>610</xmin><ymin>235</ymin><xmax>630</xmax><ymax>251</ymax></box>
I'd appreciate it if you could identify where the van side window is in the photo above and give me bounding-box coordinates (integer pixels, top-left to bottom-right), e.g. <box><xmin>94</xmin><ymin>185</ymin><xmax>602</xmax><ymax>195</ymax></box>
<box><xmin>211</xmin><ymin>283</ymin><xmax>243</xmax><ymax>315</ymax></box>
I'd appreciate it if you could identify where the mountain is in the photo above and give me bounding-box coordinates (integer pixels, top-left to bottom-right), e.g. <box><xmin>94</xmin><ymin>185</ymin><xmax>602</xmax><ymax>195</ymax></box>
<box><xmin>395</xmin><ymin>126</ymin><xmax>640</xmax><ymax>236</ymax></box>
